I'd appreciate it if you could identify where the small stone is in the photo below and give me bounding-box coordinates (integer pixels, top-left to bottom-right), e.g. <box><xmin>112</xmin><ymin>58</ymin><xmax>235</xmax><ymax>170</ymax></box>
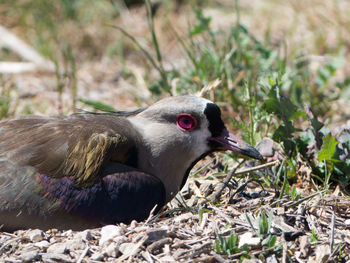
<box><xmin>266</xmin><ymin>254</ymin><xmax>278</xmax><ymax>263</ymax></box>
<box><xmin>27</xmin><ymin>229</ymin><xmax>44</xmax><ymax>242</ymax></box>
<box><xmin>42</xmin><ymin>253</ymin><xmax>71</xmax><ymax>263</ymax></box>
<box><xmin>103</xmin><ymin>242</ymin><xmax>119</xmax><ymax>257</ymax></box>
<box><xmin>119</xmin><ymin>242</ymin><xmax>138</xmax><ymax>256</ymax></box>
<box><xmin>144</xmin><ymin>229</ymin><xmax>167</xmax><ymax>245</ymax></box>
<box><xmin>256</xmin><ymin>137</ymin><xmax>274</xmax><ymax>157</ymax></box>
<box><xmin>129</xmin><ymin>220</ymin><xmax>138</xmax><ymax>228</ymax></box>
<box><xmin>315</xmin><ymin>244</ymin><xmax>330</xmax><ymax>263</ymax></box>
<box><xmin>19</xmin><ymin>250</ymin><xmax>41</xmax><ymax>262</ymax></box>
<box><xmin>90</xmin><ymin>252</ymin><xmax>104</xmax><ymax>261</ymax></box>
<box><xmin>47</xmin><ymin>242</ymin><xmax>69</xmax><ymax>254</ymax></box>
<box><xmin>238</xmin><ymin>232</ymin><xmax>261</xmax><ymax>249</ymax></box>
<box><xmin>34</xmin><ymin>240</ymin><xmax>50</xmax><ymax>249</ymax></box>
<box><xmin>75</xmin><ymin>230</ymin><xmax>93</xmax><ymax>241</ymax></box>
<box><xmin>61</xmin><ymin>230</ymin><xmax>73</xmax><ymax>237</ymax></box>
<box><xmin>113</xmin><ymin>236</ymin><xmax>129</xmax><ymax>246</ymax></box>
<box><xmin>159</xmin><ymin>255</ymin><xmax>176</xmax><ymax>262</ymax></box>
<box><xmin>65</xmin><ymin>239</ymin><xmax>86</xmax><ymax>251</ymax></box>
<box><xmin>99</xmin><ymin>225</ymin><xmax>123</xmax><ymax>246</ymax></box>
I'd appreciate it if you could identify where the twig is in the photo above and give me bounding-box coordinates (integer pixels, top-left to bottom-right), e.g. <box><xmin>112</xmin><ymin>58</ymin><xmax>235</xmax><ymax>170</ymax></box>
<box><xmin>210</xmin><ymin>160</ymin><xmax>245</xmax><ymax>202</ymax></box>
<box><xmin>0</xmin><ymin>237</ymin><xmax>21</xmax><ymax>255</ymax></box>
<box><xmin>284</xmin><ymin>190</ymin><xmax>327</xmax><ymax>209</ymax></box>
<box><xmin>116</xmin><ymin>236</ymin><xmax>147</xmax><ymax>262</ymax></box>
<box><xmin>211</xmin><ymin>160</ymin><xmax>278</xmax><ymax>202</ymax></box>
<box><xmin>282</xmin><ymin>238</ymin><xmax>287</xmax><ymax>263</ymax></box>
<box><xmin>147</xmin><ymin>238</ymin><xmax>172</xmax><ymax>253</ymax></box>
<box><xmin>145</xmin><ymin>204</ymin><xmax>158</xmax><ymax>224</ymax></box>
<box><xmin>329</xmin><ymin>243</ymin><xmax>346</xmax><ymax>261</ymax></box>
<box><xmin>330</xmin><ymin>211</ymin><xmax>335</xmax><ymax>254</ymax></box>
<box><xmin>211</xmin><ymin>252</ymin><xmax>230</xmax><ymax>263</ymax></box>
<box><xmin>234</xmin><ymin>160</ymin><xmax>279</xmax><ymax>176</ymax></box>
<box><xmin>178</xmin><ymin>241</ymin><xmax>212</xmax><ymax>259</ymax></box>
<box><xmin>197</xmin><ymin>79</ymin><xmax>222</xmax><ymax>97</ymax></box>
<box><xmin>76</xmin><ymin>246</ymin><xmax>89</xmax><ymax>263</ymax></box>
<box><xmin>0</xmin><ymin>25</ymin><xmax>55</xmax><ymax>73</ymax></box>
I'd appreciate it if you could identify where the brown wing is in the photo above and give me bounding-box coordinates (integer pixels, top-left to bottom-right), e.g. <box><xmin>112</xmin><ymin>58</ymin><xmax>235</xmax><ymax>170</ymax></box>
<box><xmin>0</xmin><ymin>114</ymin><xmax>140</xmax><ymax>187</ymax></box>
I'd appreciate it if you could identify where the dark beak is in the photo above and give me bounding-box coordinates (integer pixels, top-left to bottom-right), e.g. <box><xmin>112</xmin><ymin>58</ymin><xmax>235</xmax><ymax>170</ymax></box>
<box><xmin>208</xmin><ymin>129</ymin><xmax>264</xmax><ymax>160</ymax></box>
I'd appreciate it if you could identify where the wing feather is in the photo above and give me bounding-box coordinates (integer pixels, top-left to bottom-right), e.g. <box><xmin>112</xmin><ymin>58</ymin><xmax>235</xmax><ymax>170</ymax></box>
<box><xmin>0</xmin><ymin>114</ymin><xmax>139</xmax><ymax>187</ymax></box>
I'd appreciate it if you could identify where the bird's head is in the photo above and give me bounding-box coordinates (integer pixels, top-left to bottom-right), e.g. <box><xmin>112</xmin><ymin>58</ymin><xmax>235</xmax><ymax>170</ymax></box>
<box><xmin>128</xmin><ymin>96</ymin><xmax>263</xmax><ymax>201</ymax></box>
<box><xmin>130</xmin><ymin>96</ymin><xmax>263</xmax><ymax>161</ymax></box>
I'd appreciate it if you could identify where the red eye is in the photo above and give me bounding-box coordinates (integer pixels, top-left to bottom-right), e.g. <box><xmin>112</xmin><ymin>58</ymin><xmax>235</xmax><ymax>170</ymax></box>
<box><xmin>176</xmin><ymin>114</ymin><xmax>197</xmax><ymax>131</ymax></box>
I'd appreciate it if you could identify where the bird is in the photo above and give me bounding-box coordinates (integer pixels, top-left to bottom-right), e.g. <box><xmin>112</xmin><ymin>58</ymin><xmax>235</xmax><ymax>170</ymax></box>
<box><xmin>0</xmin><ymin>96</ymin><xmax>263</xmax><ymax>231</ymax></box>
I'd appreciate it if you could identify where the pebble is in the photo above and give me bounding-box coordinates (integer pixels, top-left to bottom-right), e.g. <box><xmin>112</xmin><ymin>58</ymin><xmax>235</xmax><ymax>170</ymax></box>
<box><xmin>103</xmin><ymin>242</ymin><xmax>119</xmax><ymax>257</ymax></box>
<box><xmin>238</xmin><ymin>232</ymin><xmax>261</xmax><ymax>248</ymax></box>
<box><xmin>113</xmin><ymin>235</ymin><xmax>129</xmax><ymax>246</ymax></box>
<box><xmin>99</xmin><ymin>225</ymin><xmax>123</xmax><ymax>246</ymax></box>
<box><xmin>75</xmin><ymin>229</ymin><xmax>93</xmax><ymax>241</ymax></box>
<box><xmin>34</xmin><ymin>240</ymin><xmax>50</xmax><ymax>249</ymax></box>
<box><xmin>119</xmin><ymin>242</ymin><xmax>138</xmax><ymax>256</ymax></box>
<box><xmin>90</xmin><ymin>252</ymin><xmax>104</xmax><ymax>261</ymax></box>
<box><xmin>159</xmin><ymin>255</ymin><xmax>176</xmax><ymax>262</ymax></box>
<box><xmin>144</xmin><ymin>229</ymin><xmax>167</xmax><ymax>245</ymax></box>
<box><xmin>315</xmin><ymin>244</ymin><xmax>330</xmax><ymax>262</ymax></box>
<box><xmin>344</xmin><ymin>219</ymin><xmax>350</xmax><ymax>225</ymax></box>
<box><xmin>61</xmin><ymin>230</ymin><xmax>73</xmax><ymax>237</ymax></box>
<box><xmin>266</xmin><ymin>254</ymin><xmax>278</xmax><ymax>263</ymax></box>
<box><xmin>19</xmin><ymin>250</ymin><xmax>41</xmax><ymax>262</ymax></box>
<box><xmin>47</xmin><ymin>242</ymin><xmax>69</xmax><ymax>254</ymax></box>
<box><xmin>27</xmin><ymin>229</ymin><xmax>44</xmax><ymax>242</ymax></box>
<box><xmin>66</xmin><ymin>239</ymin><xmax>86</xmax><ymax>251</ymax></box>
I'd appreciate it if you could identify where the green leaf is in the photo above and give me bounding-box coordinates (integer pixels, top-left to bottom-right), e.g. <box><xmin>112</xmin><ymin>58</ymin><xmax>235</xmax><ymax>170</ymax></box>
<box><xmin>291</xmin><ymin>185</ymin><xmax>296</xmax><ymax>199</ymax></box>
<box><xmin>262</xmin><ymin>234</ymin><xmax>277</xmax><ymax>248</ymax></box>
<box><xmin>148</xmin><ymin>83</ymin><xmax>162</xmax><ymax>95</ymax></box>
<box><xmin>78</xmin><ymin>98</ymin><xmax>117</xmax><ymax>112</ymax></box>
<box><xmin>318</xmin><ymin>134</ymin><xmax>338</xmax><ymax>162</ymax></box>
<box><xmin>258</xmin><ymin>210</ymin><xmax>268</xmax><ymax>236</ymax></box>
<box><xmin>190</xmin><ymin>9</ymin><xmax>211</xmax><ymax>36</ymax></box>
<box><xmin>215</xmin><ymin>240</ymin><xmax>221</xmax><ymax>253</ymax></box>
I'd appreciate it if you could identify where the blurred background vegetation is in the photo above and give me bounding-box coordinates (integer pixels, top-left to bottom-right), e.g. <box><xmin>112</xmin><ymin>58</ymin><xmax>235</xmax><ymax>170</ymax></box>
<box><xmin>0</xmin><ymin>0</ymin><xmax>349</xmax><ymax>192</ymax></box>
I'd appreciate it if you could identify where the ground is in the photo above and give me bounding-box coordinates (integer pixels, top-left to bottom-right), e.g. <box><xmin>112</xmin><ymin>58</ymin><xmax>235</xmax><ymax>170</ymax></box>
<box><xmin>0</xmin><ymin>0</ymin><xmax>350</xmax><ymax>262</ymax></box>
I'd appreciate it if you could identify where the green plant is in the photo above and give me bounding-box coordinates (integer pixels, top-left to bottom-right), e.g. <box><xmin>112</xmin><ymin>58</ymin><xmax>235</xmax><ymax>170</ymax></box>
<box><xmin>198</xmin><ymin>205</ymin><xmax>210</xmax><ymax>224</ymax></box>
<box><xmin>261</xmin><ymin>79</ymin><xmax>350</xmax><ymax>190</ymax></box>
<box><xmin>0</xmin><ymin>85</ymin><xmax>11</xmax><ymax>119</ymax></box>
<box><xmin>215</xmin><ymin>231</ymin><xmax>250</xmax><ymax>258</ymax></box>
<box><xmin>245</xmin><ymin>210</ymin><xmax>277</xmax><ymax>251</ymax></box>
<box><xmin>290</xmin><ymin>184</ymin><xmax>301</xmax><ymax>201</ymax></box>
<box><xmin>310</xmin><ymin>229</ymin><xmax>319</xmax><ymax>243</ymax></box>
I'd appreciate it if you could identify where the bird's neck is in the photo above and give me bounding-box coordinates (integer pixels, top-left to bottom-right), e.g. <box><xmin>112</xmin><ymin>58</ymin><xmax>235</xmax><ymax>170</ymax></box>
<box><xmin>129</xmin><ymin>117</ymin><xmax>198</xmax><ymax>202</ymax></box>
<box><xmin>135</xmin><ymin>139</ymin><xmax>197</xmax><ymax>202</ymax></box>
